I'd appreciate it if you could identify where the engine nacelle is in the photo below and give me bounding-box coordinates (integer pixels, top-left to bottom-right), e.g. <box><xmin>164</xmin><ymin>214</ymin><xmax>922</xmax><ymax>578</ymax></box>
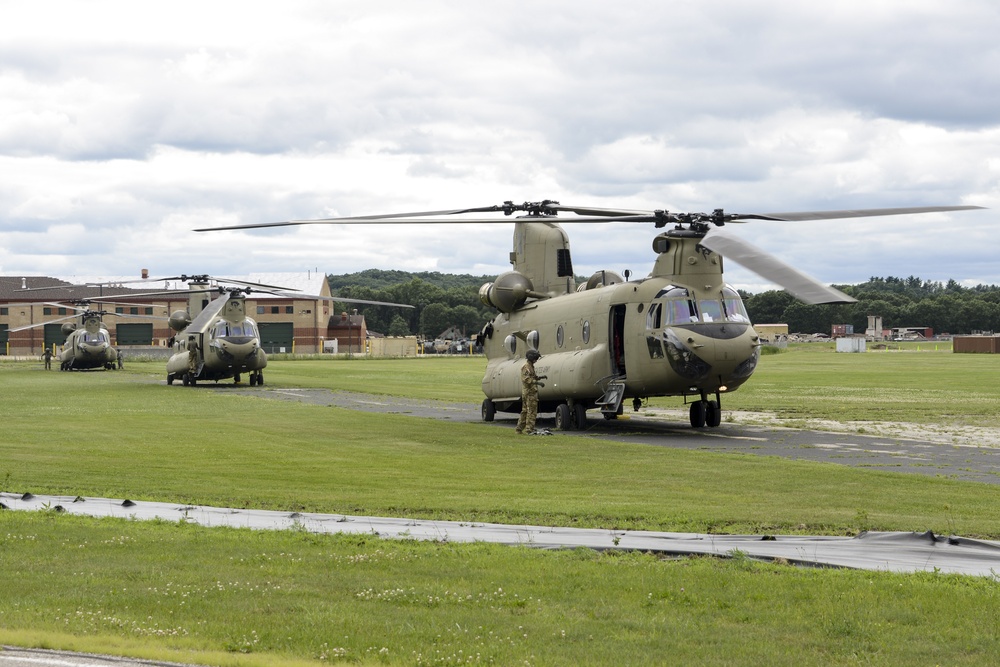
<box><xmin>583</xmin><ymin>270</ymin><xmax>624</xmax><ymax>290</ymax></box>
<box><xmin>479</xmin><ymin>271</ymin><xmax>534</xmax><ymax>313</ymax></box>
<box><xmin>168</xmin><ymin>310</ymin><xmax>193</xmax><ymax>332</ymax></box>
<box><xmin>61</xmin><ymin>323</ymin><xmax>78</xmax><ymax>337</ymax></box>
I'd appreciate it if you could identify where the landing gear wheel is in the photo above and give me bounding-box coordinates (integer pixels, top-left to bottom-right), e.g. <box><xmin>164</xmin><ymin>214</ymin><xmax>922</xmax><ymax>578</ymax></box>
<box><xmin>481</xmin><ymin>398</ymin><xmax>496</xmax><ymax>422</ymax></box>
<box><xmin>705</xmin><ymin>400</ymin><xmax>721</xmax><ymax>428</ymax></box>
<box><xmin>182</xmin><ymin>373</ymin><xmax>190</xmax><ymax>386</ymax></box>
<box><xmin>555</xmin><ymin>403</ymin><xmax>572</xmax><ymax>431</ymax></box>
<box><xmin>184</xmin><ymin>372</ymin><xmax>197</xmax><ymax>386</ymax></box>
<box><xmin>689</xmin><ymin>400</ymin><xmax>707</xmax><ymax>428</ymax></box>
<box><xmin>249</xmin><ymin>373</ymin><xmax>257</xmax><ymax>387</ymax></box>
<box><xmin>167</xmin><ymin>373</ymin><xmax>175</xmax><ymax>386</ymax></box>
<box><xmin>572</xmin><ymin>403</ymin><xmax>587</xmax><ymax>429</ymax></box>
<box><xmin>257</xmin><ymin>371</ymin><xmax>264</xmax><ymax>386</ymax></box>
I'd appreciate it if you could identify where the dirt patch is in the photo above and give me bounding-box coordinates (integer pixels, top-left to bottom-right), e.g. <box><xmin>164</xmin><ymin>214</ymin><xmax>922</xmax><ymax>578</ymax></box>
<box><xmin>640</xmin><ymin>407</ymin><xmax>1000</xmax><ymax>449</ymax></box>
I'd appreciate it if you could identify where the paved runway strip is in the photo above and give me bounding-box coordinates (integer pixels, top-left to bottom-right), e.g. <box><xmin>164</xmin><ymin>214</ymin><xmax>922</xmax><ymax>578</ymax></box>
<box><xmin>5</xmin><ymin>492</ymin><xmax>1000</xmax><ymax>577</ymax></box>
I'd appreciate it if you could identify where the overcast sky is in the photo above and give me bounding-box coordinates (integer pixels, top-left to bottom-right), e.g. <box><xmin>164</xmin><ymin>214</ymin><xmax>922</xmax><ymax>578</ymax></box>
<box><xmin>1</xmin><ymin>0</ymin><xmax>997</xmax><ymax>293</ymax></box>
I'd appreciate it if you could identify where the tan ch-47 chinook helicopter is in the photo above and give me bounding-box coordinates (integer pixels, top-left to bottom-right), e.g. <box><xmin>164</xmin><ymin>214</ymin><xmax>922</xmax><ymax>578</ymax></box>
<box><xmin>8</xmin><ymin>299</ymin><xmax>143</xmax><ymax>370</ymax></box>
<box><xmin>197</xmin><ymin>200</ymin><xmax>982</xmax><ymax>429</ymax></box>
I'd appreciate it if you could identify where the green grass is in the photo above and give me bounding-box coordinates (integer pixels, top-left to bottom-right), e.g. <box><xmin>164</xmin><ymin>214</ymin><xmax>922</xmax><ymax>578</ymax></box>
<box><xmin>665</xmin><ymin>342</ymin><xmax>1000</xmax><ymax>427</ymax></box>
<box><xmin>3</xmin><ymin>350</ymin><xmax>1000</xmax><ymax>665</ymax></box>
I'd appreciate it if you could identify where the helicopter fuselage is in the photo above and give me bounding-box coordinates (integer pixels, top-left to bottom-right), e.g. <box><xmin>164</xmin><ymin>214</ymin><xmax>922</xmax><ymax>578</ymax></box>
<box><xmin>59</xmin><ymin>316</ymin><xmax>118</xmax><ymax>370</ymax></box>
<box><xmin>481</xmin><ymin>274</ymin><xmax>760</xmax><ymax>416</ymax></box>
<box><xmin>166</xmin><ymin>293</ymin><xmax>267</xmax><ymax>386</ymax></box>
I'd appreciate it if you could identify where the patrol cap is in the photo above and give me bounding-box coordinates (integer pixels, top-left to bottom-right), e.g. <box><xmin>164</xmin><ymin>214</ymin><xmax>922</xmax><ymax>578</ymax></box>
<box><xmin>526</xmin><ymin>349</ymin><xmax>541</xmax><ymax>362</ymax></box>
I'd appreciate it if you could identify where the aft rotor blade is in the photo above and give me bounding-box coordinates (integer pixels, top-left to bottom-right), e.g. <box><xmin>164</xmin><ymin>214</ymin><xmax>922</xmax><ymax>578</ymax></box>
<box><xmin>194</xmin><ymin>205</ymin><xmax>511</xmax><ymax>232</ymax></box>
<box><xmin>700</xmin><ymin>232</ymin><xmax>856</xmax><ymax>305</ymax></box>
<box><xmin>265</xmin><ymin>290</ymin><xmax>415</xmax><ymax>309</ymax></box>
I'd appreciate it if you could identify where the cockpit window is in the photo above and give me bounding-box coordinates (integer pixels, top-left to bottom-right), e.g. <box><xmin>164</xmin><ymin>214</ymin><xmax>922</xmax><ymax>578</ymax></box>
<box><xmin>82</xmin><ymin>331</ymin><xmax>109</xmax><ymax>344</ymax></box>
<box><xmin>698</xmin><ymin>299</ymin><xmax>723</xmax><ymax>322</ymax></box>
<box><xmin>722</xmin><ymin>287</ymin><xmax>750</xmax><ymax>323</ymax></box>
<box><xmin>213</xmin><ymin>321</ymin><xmax>257</xmax><ymax>338</ymax></box>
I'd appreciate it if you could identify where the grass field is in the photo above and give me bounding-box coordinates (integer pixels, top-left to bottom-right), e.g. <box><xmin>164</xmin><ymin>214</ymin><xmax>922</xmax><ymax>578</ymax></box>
<box><xmin>3</xmin><ymin>345</ymin><xmax>1000</xmax><ymax>665</ymax></box>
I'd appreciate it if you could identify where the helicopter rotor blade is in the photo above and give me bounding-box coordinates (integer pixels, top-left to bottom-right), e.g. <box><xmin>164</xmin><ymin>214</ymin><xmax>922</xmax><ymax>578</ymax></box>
<box><xmin>732</xmin><ymin>205</ymin><xmax>984</xmax><ymax>222</ymax></box>
<box><xmin>179</xmin><ymin>293</ymin><xmax>233</xmax><ymax>334</ymax></box>
<box><xmin>193</xmin><ymin>205</ymin><xmax>513</xmax><ymax>232</ymax></box>
<box><xmin>9</xmin><ymin>313</ymin><xmax>83</xmax><ymax>332</ymax></box>
<box><xmin>699</xmin><ymin>232</ymin><xmax>856</xmax><ymax>305</ymax></box>
<box><xmin>257</xmin><ymin>289</ymin><xmax>415</xmax><ymax>308</ymax></box>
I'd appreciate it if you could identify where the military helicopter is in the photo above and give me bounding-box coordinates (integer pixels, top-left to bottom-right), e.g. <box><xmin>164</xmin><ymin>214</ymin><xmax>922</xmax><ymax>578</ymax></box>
<box><xmin>196</xmin><ymin>200</ymin><xmax>982</xmax><ymax>428</ymax></box>
<box><xmin>119</xmin><ymin>274</ymin><xmax>413</xmax><ymax>387</ymax></box>
<box><xmin>9</xmin><ymin>300</ymin><xmax>134</xmax><ymax>370</ymax></box>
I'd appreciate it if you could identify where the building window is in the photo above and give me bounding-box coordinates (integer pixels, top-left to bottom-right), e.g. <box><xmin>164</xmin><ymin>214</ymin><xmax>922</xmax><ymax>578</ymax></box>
<box><xmin>257</xmin><ymin>306</ymin><xmax>265</xmax><ymax>314</ymax></box>
<box><xmin>271</xmin><ymin>306</ymin><xmax>279</xmax><ymax>314</ymax></box>
<box><xmin>43</xmin><ymin>307</ymin><xmax>52</xmax><ymax>315</ymax></box>
<box><xmin>130</xmin><ymin>307</ymin><xmax>139</xmax><ymax>315</ymax></box>
<box><xmin>285</xmin><ymin>306</ymin><xmax>294</xmax><ymax>314</ymax></box>
<box><xmin>144</xmin><ymin>307</ymin><xmax>153</xmax><ymax>315</ymax></box>
<box><xmin>116</xmin><ymin>307</ymin><xmax>124</xmax><ymax>314</ymax></box>
<box><xmin>0</xmin><ymin>307</ymin><xmax>7</xmax><ymax>316</ymax></box>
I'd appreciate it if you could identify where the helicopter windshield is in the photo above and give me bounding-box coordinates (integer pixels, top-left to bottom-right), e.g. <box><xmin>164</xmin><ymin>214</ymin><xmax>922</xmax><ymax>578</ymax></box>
<box><xmin>81</xmin><ymin>330</ymin><xmax>110</xmax><ymax>344</ymax></box>
<box><xmin>212</xmin><ymin>321</ymin><xmax>259</xmax><ymax>338</ymax></box>
<box><xmin>650</xmin><ymin>287</ymin><xmax>698</xmax><ymax>325</ymax></box>
<box><xmin>721</xmin><ymin>286</ymin><xmax>750</xmax><ymax>322</ymax></box>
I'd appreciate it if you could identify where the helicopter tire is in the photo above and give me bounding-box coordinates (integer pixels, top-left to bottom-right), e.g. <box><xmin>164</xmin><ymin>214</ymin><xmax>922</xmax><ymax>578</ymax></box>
<box><xmin>555</xmin><ymin>403</ymin><xmax>572</xmax><ymax>431</ymax></box>
<box><xmin>705</xmin><ymin>400</ymin><xmax>721</xmax><ymax>428</ymax></box>
<box><xmin>257</xmin><ymin>372</ymin><xmax>264</xmax><ymax>386</ymax></box>
<box><xmin>689</xmin><ymin>400</ymin><xmax>707</xmax><ymax>428</ymax></box>
<box><xmin>167</xmin><ymin>374</ymin><xmax>174</xmax><ymax>386</ymax></box>
<box><xmin>572</xmin><ymin>403</ymin><xmax>587</xmax><ymax>429</ymax></box>
<box><xmin>249</xmin><ymin>373</ymin><xmax>256</xmax><ymax>387</ymax></box>
<box><xmin>481</xmin><ymin>398</ymin><xmax>496</xmax><ymax>422</ymax></box>
<box><xmin>602</xmin><ymin>411</ymin><xmax>618</xmax><ymax>421</ymax></box>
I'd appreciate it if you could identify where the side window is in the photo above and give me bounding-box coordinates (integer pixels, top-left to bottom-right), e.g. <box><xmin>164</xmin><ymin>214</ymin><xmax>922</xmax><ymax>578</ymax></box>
<box><xmin>527</xmin><ymin>330</ymin><xmax>540</xmax><ymax>351</ymax></box>
<box><xmin>504</xmin><ymin>334</ymin><xmax>517</xmax><ymax>355</ymax></box>
<box><xmin>646</xmin><ymin>303</ymin><xmax>662</xmax><ymax>330</ymax></box>
<box><xmin>582</xmin><ymin>320</ymin><xmax>591</xmax><ymax>344</ymax></box>
<box><xmin>556</xmin><ymin>324</ymin><xmax>565</xmax><ymax>348</ymax></box>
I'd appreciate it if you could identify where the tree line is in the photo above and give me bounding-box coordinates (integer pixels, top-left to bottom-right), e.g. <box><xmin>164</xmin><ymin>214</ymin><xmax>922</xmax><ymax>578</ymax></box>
<box><xmin>329</xmin><ymin>271</ymin><xmax>1000</xmax><ymax>338</ymax></box>
<box><xmin>743</xmin><ymin>276</ymin><xmax>1000</xmax><ymax>335</ymax></box>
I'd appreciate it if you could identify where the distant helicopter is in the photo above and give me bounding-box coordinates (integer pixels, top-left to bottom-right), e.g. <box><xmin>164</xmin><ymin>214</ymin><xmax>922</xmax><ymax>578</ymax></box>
<box><xmin>9</xmin><ymin>300</ymin><xmax>131</xmax><ymax>370</ymax></box>
<box><xmin>120</xmin><ymin>275</ymin><xmax>413</xmax><ymax>387</ymax></box>
<box><xmin>197</xmin><ymin>200</ymin><xmax>982</xmax><ymax>427</ymax></box>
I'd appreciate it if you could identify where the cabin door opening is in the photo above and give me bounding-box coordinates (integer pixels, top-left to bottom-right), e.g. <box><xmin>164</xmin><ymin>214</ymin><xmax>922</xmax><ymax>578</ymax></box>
<box><xmin>610</xmin><ymin>304</ymin><xmax>627</xmax><ymax>376</ymax></box>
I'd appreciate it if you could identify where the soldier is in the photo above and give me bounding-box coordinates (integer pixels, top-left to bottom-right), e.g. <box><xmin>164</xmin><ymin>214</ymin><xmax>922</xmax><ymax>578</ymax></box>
<box><xmin>187</xmin><ymin>337</ymin><xmax>199</xmax><ymax>376</ymax></box>
<box><xmin>515</xmin><ymin>349</ymin><xmax>546</xmax><ymax>434</ymax></box>
<box><xmin>42</xmin><ymin>348</ymin><xmax>53</xmax><ymax>370</ymax></box>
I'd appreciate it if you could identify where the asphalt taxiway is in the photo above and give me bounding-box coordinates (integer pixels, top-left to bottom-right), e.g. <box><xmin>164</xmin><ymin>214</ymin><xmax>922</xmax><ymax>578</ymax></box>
<box><xmin>241</xmin><ymin>387</ymin><xmax>1000</xmax><ymax>485</ymax></box>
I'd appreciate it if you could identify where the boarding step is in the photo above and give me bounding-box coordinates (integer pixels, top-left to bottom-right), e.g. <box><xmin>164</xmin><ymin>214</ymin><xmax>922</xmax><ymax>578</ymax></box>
<box><xmin>595</xmin><ymin>377</ymin><xmax>627</xmax><ymax>416</ymax></box>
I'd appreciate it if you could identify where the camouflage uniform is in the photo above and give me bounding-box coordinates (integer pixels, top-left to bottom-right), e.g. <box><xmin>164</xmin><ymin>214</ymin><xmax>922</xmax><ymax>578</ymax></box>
<box><xmin>515</xmin><ymin>357</ymin><xmax>541</xmax><ymax>434</ymax></box>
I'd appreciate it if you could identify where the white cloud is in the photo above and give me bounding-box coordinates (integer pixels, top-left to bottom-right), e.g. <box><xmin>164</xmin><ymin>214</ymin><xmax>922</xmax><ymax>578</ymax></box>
<box><xmin>0</xmin><ymin>0</ymin><xmax>998</xmax><ymax>290</ymax></box>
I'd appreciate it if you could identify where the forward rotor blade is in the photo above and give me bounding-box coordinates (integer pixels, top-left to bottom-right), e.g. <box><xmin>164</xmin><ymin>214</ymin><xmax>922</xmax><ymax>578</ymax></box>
<box><xmin>700</xmin><ymin>232</ymin><xmax>856</xmax><ymax>305</ymax></box>
<box><xmin>736</xmin><ymin>205</ymin><xmax>984</xmax><ymax>222</ymax></box>
<box><xmin>181</xmin><ymin>293</ymin><xmax>233</xmax><ymax>333</ymax></box>
<box><xmin>10</xmin><ymin>313</ymin><xmax>82</xmax><ymax>332</ymax></box>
